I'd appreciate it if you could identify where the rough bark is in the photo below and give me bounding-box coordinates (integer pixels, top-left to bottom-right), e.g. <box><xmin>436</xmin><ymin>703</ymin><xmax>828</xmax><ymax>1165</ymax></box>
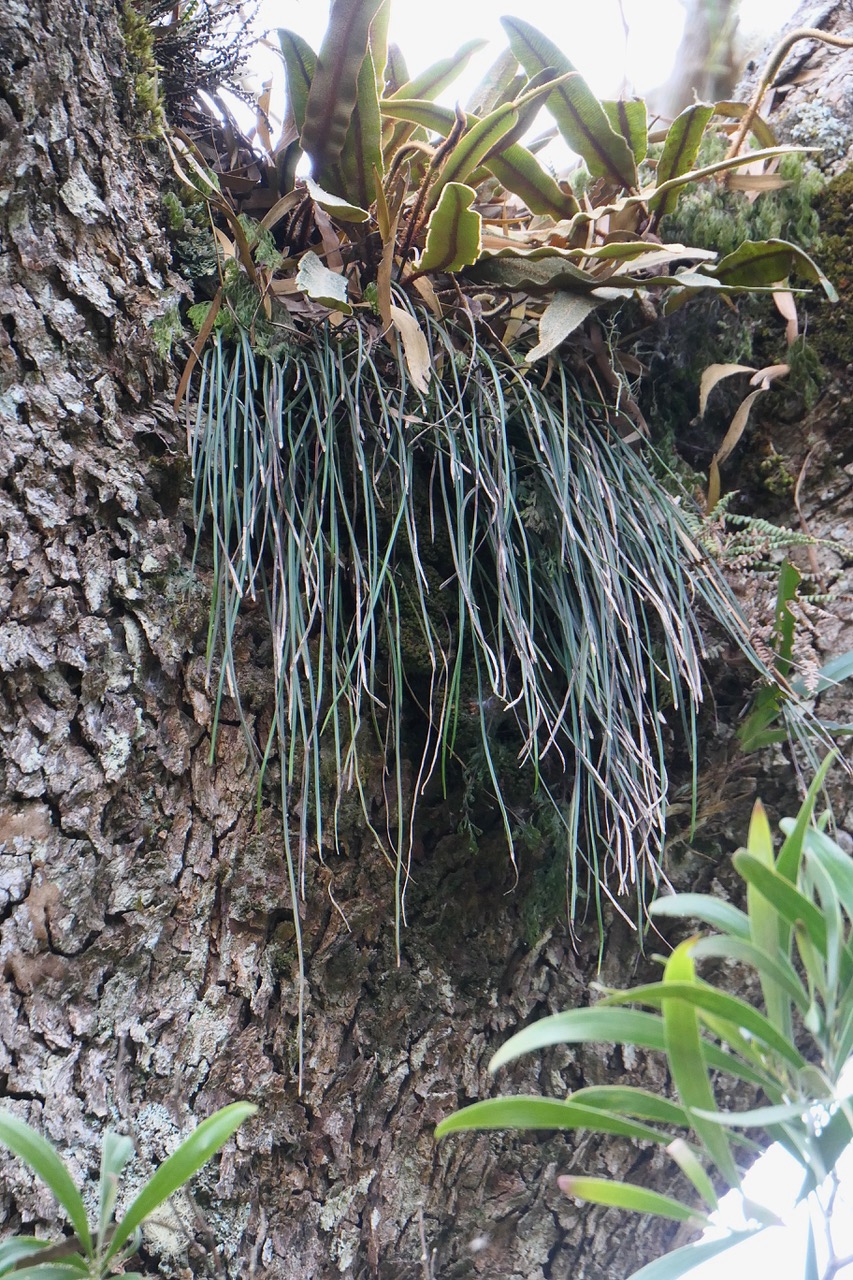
<box><xmin>1</xmin><ymin>3</ymin><xmax>852</xmax><ymax>1280</ymax></box>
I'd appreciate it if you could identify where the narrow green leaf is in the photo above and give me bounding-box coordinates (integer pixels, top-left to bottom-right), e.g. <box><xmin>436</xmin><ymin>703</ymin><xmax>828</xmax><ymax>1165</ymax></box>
<box><xmin>493</xmin><ymin>69</ymin><xmax>572</xmax><ymax>156</ymax></box>
<box><xmin>800</xmin><ymin>1107</ymin><xmax>853</xmax><ymax>1195</ymax></box>
<box><xmin>301</xmin><ymin>0</ymin><xmax>384</xmax><ymax>176</ymax></box>
<box><xmin>805</xmin><ymin>1215</ymin><xmax>819</xmax><ymax>1280</ymax></box>
<box><xmin>305</xmin><ymin>177</ymin><xmax>369</xmax><ymax>223</ymax></box>
<box><xmin>434</xmin><ymin>1096</ymin><xmax>670</xmax><ymax>1143</ymax></box>
<box><xmin>466</xmin><ymin>252</ymin><xmax>603</xmax><ymax>293</ymax></box>
<box><xmin>569</xmin><ymin>1086</ymin><xmax>689</xmax><ymax>1128</ymax></box>
<box><xmin>383</xmin><ymin>39</ymin><xmax>488</xmax><ymax>157</ymax></box>
<box><xmin>802</xmin><ymin>826</ymin><xmax>853</xmax><ymax>923</ymax></box>
<box><xmin>650</xmin><ymin>103</ymin><xmax>715</xmax><ymax>219</ymax></box>
<box><xmin>745</xmin><ymin>799</ymin><xmax>791</xmax><ymax>1037</ymax></box>
<box><xmin>700</xmin><ymin>238</ymin><xmax>838</xmax><ymax>301</ymax></box>
<box><xmin>487</xmin><ymin>144</ymin><xmax>579</xmax><ymax>219</ymax></box>
<box><xmin>734</xmin><ymin>852</ymin><xmax>827</xmax><ymax>956</ymax></box>
<box><xmin>278</xmin><ymin>30</ymin><xmax>317</xmax><ymax>136</ymax></box>
<box><xmin>106</xmin><ymin>1103</ymin><xmax>256</xmax><ymax>1262</ymax></box>
<box><xmin>98</xmin><ymin>1131</ymin><xmax>134</xmax><ymax>1246</ymax></box>
<box><xmin>602</xmin><ymin>98</ymin><xmax>648</xmax><ymax>164</ymax></box>
<box><xmin>465</xmin><ymin>46</ymin><xmax>520</xmax><ymax>116</ymax></box>
<box><xmin>488</xmin><ymin>1007</ymin><xmax>771</xmax><ymax>1087</ymax></box>
<box><xmin>800</xmin><ymin>649</ymin><xmax>853</xmax><ymax>697</ymax></box>
<box><xmin>773</xmin><ymin>559</ymin><xmax>801</xmax><ymax>678</ymax></box>
<box><xmin>368</xmin><ymin>0</ymin><xmax>390</xmax><ymax>92</ymax></box>
<box><xmin>384</xmin><ymin>42</ymin><xmax>408</xmax><ymax>93</ymax></box>
<box><xmin>426</xmin><ymin>102</ymin><xmax>519</xmax><ymax>211</ymax></box>
<box><xmin>3</xmin><ymin>1268</ymin><xmax>89</xmax><ymax>1280</ymax></box>
<box><xmin>558</xmin><ymin>1175</ymin><xmax>708</xmax><ymax>1224</ymax></box>
<box><xmin>380</xmin><ymin>96</ymin><xmax>454</xmax><ymax>133</ymax></box>
<box><xmin>295</xmin><ymin>251</ymin><xmax>352</xmax><ymax>313</ymax></box>
<box><xmin>628</xmin><ymin>1231</ymin><xmax>765</xmax><ymax>1280</ymax></box>
<box><xmin>501</xmin><ymin>17</ymin><xmax>637</xmax><ymax>188</ymax></box>
<box><xmin>527</xmin><ymin>292</ymin><xmax>597</xmax><ymax>361</ymax></box>
<box><xmin>602</xmin><ymin>979</ymin><xmax>807</xmax><ymax>1070</ymax></box>
<box><xmin>776</xmin><ymin>753</ymin><xmax>836</xmax><ymax>883</ymax></box>
<box><xmin>380</xmin><ymin>97</ymin><xmax>578</xmax><ymax>219</ymax></box>
<box><xmin>644</xmin><ymin>146</ymin><xmax>817</xmax><ymax>209</ymax></box>
<box><xmin>0</xmin><ymin>1114</ymin><xmax>92</xmax><ymax>1257</ymax></box>
<box><xmin>691</xmin><ymin>936</ymin><xmax>809</xmax><ymax>1014</ymax></box>
<box><xmin>386</xmin><ymin>39</ymin><xmax>487</xmax><ymax>103</ymax></box>
<box><xmin>666</xmin><ymin>1139</ymin><xmax>718</xmax><ymax>1210</ymax></box>
<box><xmin>337</xmin><ymin>39</ymin><xmax>385</xmax><ymax>208</ymax></box>
<box><xmin>419</xmin><ymin>183</ymin><xmax>481</xmax><ymax>273</ymax></box>
<box><xmin>692</xmin><ymin>1100</ymin><xmax>813</xmax><ymax>1127</ymax></box>
<box><xmin>0</xmin><ymin>1240</ymin><xmax>54</xmax><ymax>1275</ymax></box>
<box><xmin>661</xmin><ymin>943</ymin><xmax>741</xmax><ymax>1187</ymax></box>
<box><xmin>650</xmin><ymin>894</ymin><xmax>751</xmax><ymax>939</ymax></box>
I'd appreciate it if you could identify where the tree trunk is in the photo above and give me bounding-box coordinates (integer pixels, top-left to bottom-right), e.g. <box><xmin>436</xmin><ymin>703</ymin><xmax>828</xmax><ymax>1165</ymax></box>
<box><xmin>1</xmin><ymin>4</ymin><xmax>852</xmax><ymax>1280</ymax></box>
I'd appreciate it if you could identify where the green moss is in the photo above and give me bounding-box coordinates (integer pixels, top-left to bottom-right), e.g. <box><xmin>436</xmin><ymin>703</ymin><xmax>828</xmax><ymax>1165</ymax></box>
<box><xmin>161</xmin><ymin>186</ymin><xmax>219</xmax><ymax>284</ymax></box>
<box><xmin>120</xmin><ymin>2</ymin><xmax>165</xmax><ymax>135</ymax></box>
<box><xmin>809</xmin><ymin>169</ymin><xmax>853</xmax><ymax>368</ymax></box>
<box><xmin>150</xmin><ymin>304</ymin><xmax>183</xmax><ymax>360</ymax></box>
<box><xmin>785</xmin><ymin>336</ymin><xmax>824</xmax><ymax>411</ymax></box>
<box><xmin>662</xmin><ymin>153</ymin><xmax>824</xmax><ymax>258</ymax></box>
<box><xmin>757</xmin><ymin>448</ymin><xmax>795</xmax><ymax>497</ymax></box>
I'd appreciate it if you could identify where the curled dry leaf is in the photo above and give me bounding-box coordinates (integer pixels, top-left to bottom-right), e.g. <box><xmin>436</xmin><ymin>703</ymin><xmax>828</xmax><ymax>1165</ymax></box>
<box><xmin>389</xmin><ymin>304</ymin><xmax>431</xmax><ymax>394</ymax></box>
<box><xmin>773</xmin><ymin>290</ymin><xmax>799</xmax><ymax>346</ymax></box>
<box><xmin>750</xmin><ymin>363</ymin><xmax>789</xmax><ymax>387</ymax></box>
<box><xmin>714</xmin><ymin>387</ymin><xmax>767</xmax><ymax>468</ymax></box>
<box><xmin>699</xmin><ymin>363</ymin><xmax>755</xmax><ymax>417</ymax></box>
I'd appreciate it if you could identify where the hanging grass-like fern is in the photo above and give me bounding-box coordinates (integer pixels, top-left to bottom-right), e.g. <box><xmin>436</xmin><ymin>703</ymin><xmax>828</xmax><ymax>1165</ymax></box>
<box><xmin>191</xmin><ymin>298</ymin><xmax>757</xmax><ymax>958</ymax></box>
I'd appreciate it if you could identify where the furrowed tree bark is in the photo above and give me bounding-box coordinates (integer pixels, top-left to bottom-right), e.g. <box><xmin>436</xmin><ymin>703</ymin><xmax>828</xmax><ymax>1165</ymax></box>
<box><xmin>1</xmin><ymin>3</ymin><xmax>852</xmax><ymax>1280</ymax></box>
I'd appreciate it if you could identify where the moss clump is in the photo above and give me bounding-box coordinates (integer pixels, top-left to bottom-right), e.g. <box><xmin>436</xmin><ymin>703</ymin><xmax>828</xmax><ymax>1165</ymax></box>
<box><xmin>120</xmin><ymin>2</ymin><xmax>165</xmax><ymax>134</ymax></box>
<box><xmin>662</xmin><ymin>152</ymin><xmax>824</xmax><ymax>258</ymax></box>
<box><xmin>161</xmin><ymin>187</ymin><xmax>219</xmax><ymax>284</ymax></box>
<box><xmin>149</xmin><ymin>304</ymin><xmax>183</xmax><ymax>360</ymax></box>
<box><xmin>809</xmin><ymin>169</ymin><xmax>853</xmax><ymax>368</ymax></box>
<box><xmin>757</xmin><ymin>447</ymin><xmax>795</xmax><ymax>497</ymax></box>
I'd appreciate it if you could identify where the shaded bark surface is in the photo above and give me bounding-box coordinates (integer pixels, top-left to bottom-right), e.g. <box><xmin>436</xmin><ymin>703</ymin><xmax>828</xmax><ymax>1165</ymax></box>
<box><xmin>0</xmin><ymin>3</ymin><xmax>852</xmax><ymax>1279</ymax></box>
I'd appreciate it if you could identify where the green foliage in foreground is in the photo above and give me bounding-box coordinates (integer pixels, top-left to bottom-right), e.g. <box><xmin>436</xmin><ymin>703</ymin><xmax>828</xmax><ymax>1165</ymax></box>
<box><xmin>0</xmin><ymin>1103</ymin><xmax>255</xmax><ymax>1278</ymax></box>
<box><xmin>437</xmin><ymin>756</ymin><xmax>853</xmax><ymax>1280</ymax></box>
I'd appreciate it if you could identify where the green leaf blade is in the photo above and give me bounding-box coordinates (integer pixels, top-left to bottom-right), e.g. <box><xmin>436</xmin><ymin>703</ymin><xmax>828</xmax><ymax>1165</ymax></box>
<box><xmin>301</xmin><ymin>0</ymin><xmax>385</xmax><ymax>176</ymax></box>
<box><xmin>558</xmin><ymin>1175</ymin><xmax>708</xmax><ymax>1225</ymax></box>
<box><xmin>650</xmin><ymin>103</ymin><xmax>715</xmax><ymax>218</ymax></box>
<box><xmin>501</xmin><ymin>17</ymin><xmax>637</xmax><ymax>188</ymax></box>
<box><xmin>602</xmin><ymin>98</ymin><xmax>648</xmax><ymax>164</ymax></box>
<box><xmin>386</xmin><ymin>39</ymin><xmax>488</xmax><ymax>103</ymax></box>
<box><xmin>427</xmin><ymin>103</ymin><xmax>519</xmax><ymax>208</ymax></box>
<box><xmin>0</xmin><ymin>1114</ymin><xmax>92</xmax><ymax>1257</ymax></box>
<box><xmin>106</xmin><ymin>1103</ymin><xmax>256</xmax><ymax>1263</ymax></box>
<box><xmin>661</xmin><ymin>943</ymin><xmax>741</xmax><ymax>1188</ymax></box>
<box><xmin>435</xmin><ymin>1096</ymin><xmax>670</xmax><ymax>1143</ymax></box>
<box><xmin>649</xmin><ymin>894</ymin><xmax>751</xmax><ymax>939</ymax></box>
<box><xmin>486</xmin><ymin>143</ymin><xmax>579</xmax><ymax>218</ymax></box>
<box><xmin>627</xmin><ymin>1231</ymin><xmax>764</xmax><ymax>1280</ymax></box>
<box><xmin>278</xmin><ymin>30</ymin><xmax>317</xmax><ymax>137</ymax></box>
<box><xmin>700</xmin><ymin>238</ymin><xmax>838</xmax><ymax>300</ymax></box>
<box><xmin>420</xmin><ymin>182</ymin><xmax>481</xmax><ymax>274</ymax></box>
